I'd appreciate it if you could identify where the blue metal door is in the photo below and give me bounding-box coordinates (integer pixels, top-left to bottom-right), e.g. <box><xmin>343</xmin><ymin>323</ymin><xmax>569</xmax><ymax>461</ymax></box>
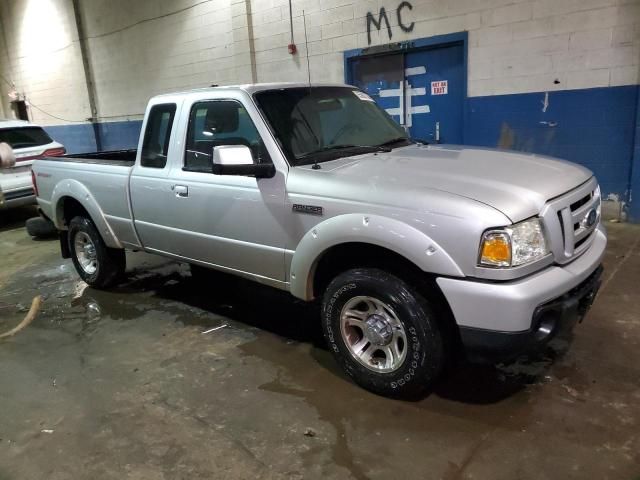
<box><xmin>405</xmin><ymin>44</ymin><xmax>464</xmax><ymax>144</ymax></box>
<box><xmin>348</xmin><ymin>42</ymin><xmax>464</xmax><ymax>144</ymax></box>
<box><xmin>349</xmin><ymin>53</ymin><xmax>405</xmax><ymax>126</ymax></box>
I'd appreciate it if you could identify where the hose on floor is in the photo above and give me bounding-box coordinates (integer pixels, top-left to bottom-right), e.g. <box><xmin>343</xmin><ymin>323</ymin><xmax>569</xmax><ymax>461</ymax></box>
<box><xmin>0</xmin><ymin>296</ymin><xmax>42</xmax><ymax>339</ymax></box>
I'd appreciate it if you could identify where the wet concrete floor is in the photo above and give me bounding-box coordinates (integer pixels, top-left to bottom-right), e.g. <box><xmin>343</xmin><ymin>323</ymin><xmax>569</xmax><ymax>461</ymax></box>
<box><xmin>0</xmin><ymin>206</ymin><xmax>639</xmax><ymax>479</ymax></box>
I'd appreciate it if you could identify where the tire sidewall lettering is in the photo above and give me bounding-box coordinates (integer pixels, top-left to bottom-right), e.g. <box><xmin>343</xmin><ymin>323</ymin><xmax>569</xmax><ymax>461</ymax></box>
<box><xmin>324</xmin><ymin>283</ymin><xmax>356</xmax><ymax>345</ymax></box>
<box><xmin>320</xmin><ymin>269</ymin><xmax>443</xmax><ymax>398</ymax></box>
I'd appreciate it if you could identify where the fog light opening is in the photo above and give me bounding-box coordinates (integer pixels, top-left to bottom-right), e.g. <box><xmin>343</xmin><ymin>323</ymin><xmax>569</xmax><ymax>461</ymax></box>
<box><xmin>534</xmin><ymin>314</ymin><xmax>556</xmax><ymax>341</ymax></box>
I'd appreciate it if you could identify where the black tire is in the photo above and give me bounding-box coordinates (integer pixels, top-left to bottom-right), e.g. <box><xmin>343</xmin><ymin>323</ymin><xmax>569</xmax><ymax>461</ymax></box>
<box><xmin>68</xmin><ymin>216</ymin><xmax>125</xmax><ymax>288</ymax></box>
<box><xmin>25</xmin><ymin>216</ymin><xmax>57</xmax><ymax>238</ymax></box>
<box><xmin>321</xmin><ymin>268</ymin><xmax>445</xmax><ymax>399</ymax></box>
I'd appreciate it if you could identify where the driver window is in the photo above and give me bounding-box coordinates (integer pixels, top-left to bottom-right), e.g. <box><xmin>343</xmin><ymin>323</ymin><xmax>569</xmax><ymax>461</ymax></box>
<box><xmin>184</xmin><ymin>100</ymin><xmax>268</xmax><ymax>172</ymax></box>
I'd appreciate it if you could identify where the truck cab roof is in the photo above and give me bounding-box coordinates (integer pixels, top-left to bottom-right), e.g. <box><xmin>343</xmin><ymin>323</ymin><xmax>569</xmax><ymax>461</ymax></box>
<box><xmin>0</xmin><ymin>119</ymin><xmax>39</xmax><ymax>129</ymax></box>
<box><xmin>151</xmin><ymin>82</ymin><xmax>355</xmax><ymax>101</ymax></box>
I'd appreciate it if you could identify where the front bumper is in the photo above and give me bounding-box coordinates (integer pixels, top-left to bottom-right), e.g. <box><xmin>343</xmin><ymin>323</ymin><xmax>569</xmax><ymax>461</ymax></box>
<box><xmin>437</xmin><ymin>224</ymin><xmax>606</xmax><ymax>361</ymax></box>
<box><xmin>458</xmin><ymin>265</ymin><xmax>602</xmax><ymax>361</ymax></box>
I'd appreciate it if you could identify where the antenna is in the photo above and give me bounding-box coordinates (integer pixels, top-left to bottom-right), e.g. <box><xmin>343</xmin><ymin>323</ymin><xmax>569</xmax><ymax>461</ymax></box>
<box><xmin>301</xmin><ymin>9</ymin><xmax>320</xmax><ymax>170</ymax></box>
<box><xmin>302</xmin><ymin>10</ymin><xmax>311</xmax><ymax>86</ymax></box>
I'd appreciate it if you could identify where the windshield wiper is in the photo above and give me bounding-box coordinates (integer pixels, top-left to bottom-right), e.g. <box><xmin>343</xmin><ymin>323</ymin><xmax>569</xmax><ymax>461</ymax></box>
<box><xmin>297</xmin><ymin>144</ymin><xmax>391</xmax><ymax>163</ymax></box>
<box><xmin>378</xmin><ymin>137</ymin><xmax>413</xmax><ymax>148</ymax></box>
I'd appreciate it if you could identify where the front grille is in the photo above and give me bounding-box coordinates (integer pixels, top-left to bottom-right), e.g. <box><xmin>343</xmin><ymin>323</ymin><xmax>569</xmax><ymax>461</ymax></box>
<box><xmin>4</xmin><ymin>187</ymin><xmax>34</xmax><ymax>201</ymax></box>
<box><xmin>570</xmin><ymin>193</ymin><xmax>591</xmax><ymax>212</ymax></box>
<box><xmin>574</xmin><ymin>234</ymin><xmax>592</xmax><ymax>249</ymax></box>
<box><xmin>541</xmin><ymin>178</ymin><xmax>600</xmax><ymax>264</ymax></box>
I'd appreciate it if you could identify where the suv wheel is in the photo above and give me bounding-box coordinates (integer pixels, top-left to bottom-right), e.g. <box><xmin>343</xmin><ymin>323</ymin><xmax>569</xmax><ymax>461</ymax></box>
<box><xmin>321</xmin><ymin>268</ymin><xmax>445</xmax><ymax>399</ymax></box>
<box><xmin>68</xmin><ymin>216</ymin><xmax>125</xmax><ymax>288</ymax></box>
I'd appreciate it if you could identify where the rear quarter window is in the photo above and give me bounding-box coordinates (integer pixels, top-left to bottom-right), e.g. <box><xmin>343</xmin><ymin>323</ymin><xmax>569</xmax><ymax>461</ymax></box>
<box><xmin>140</xmin><ymin>103</ymin><xmax>177</xmax><ymax>169</ymax></box>
<box><xmin>0</xmin><ymin>127</ymin><xmax>53</xmax><ymax>149</ymax></box>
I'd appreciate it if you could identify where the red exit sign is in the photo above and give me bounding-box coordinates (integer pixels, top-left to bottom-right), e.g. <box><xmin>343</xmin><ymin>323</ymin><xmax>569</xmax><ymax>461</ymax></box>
<box><xmin>431</xmin><ymin>80</ymin><xmax>448</xmax><ymax>95</ymax></box>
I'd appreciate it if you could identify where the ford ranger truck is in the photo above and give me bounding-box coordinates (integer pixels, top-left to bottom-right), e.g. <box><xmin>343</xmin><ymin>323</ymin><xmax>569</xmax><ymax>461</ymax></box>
<box><xmin>31</xmin><ymin>84</ymin><xmax>606</xmax><ymax>399</ymax></box>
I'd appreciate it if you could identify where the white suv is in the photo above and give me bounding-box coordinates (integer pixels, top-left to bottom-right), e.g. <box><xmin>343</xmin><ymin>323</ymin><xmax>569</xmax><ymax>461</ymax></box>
<box><xmin>0</xmin><ymin>119</ymin><xmax>65</xmax><ymax>210</ymax></box>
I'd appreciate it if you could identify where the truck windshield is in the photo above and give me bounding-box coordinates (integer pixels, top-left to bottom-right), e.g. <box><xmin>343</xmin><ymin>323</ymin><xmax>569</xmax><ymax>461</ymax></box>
<box><xmin>0</xmin><ymin>127</ymin><xmax>53</xmax><ymax>149</ymax></box>
<box><xmin>254</xmin><ymin>87</ymin><xmax>410</xmax><ymax>166</ymax></box>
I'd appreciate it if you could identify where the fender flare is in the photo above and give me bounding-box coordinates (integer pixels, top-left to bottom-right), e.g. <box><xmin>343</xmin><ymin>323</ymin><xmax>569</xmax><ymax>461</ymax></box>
<box><xmin>51</xmin><ymin>178</ymin><xmax>122</xmax><ymax>249</ymax></box>
<box><xmin>289</xmin><ymin>213</ymin><xmax>464</xmax><ymax>300</ymax></box>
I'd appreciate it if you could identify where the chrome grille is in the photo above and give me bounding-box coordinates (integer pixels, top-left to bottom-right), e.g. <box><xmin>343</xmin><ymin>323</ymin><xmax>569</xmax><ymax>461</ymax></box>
<box><xmin>541</xmin><ymin>177</ymin><xmax>601</xmax><ymax>264</ymax></box>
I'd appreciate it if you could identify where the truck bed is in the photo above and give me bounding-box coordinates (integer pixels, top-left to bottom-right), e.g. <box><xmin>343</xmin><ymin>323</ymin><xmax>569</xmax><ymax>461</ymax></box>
<box><xmin>43</xmin><ymin>148</ymin><xmax>137</xmax><ymax>166</ymax></box>
<box><xmin>34</xmin><ymin>150</ymin><xmax>139</xmax><ymax>247</ymax></box>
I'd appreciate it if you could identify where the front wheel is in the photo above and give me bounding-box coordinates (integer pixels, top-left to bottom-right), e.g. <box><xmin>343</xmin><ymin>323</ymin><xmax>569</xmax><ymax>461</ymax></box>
<box><xmin>321</xmin><ymin>268</ymin><xmax>445</xmax><ymax>399</ymax></box>
<box><xmin>68</xmin><ymin>216</ymin><xmax>125</xmax><ymax>288</ymax></box>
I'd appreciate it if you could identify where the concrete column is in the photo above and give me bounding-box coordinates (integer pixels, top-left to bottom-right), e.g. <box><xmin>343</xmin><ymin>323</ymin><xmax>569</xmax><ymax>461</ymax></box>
<box><xmin>0</xmin><ymin>9</ymin><xmax>12</xmax><ymax>119</ymax></box>
<box><xmin>71</xmin><ymin>0</ymin><xmax>102</xmax><ymax>151</ymax></box>
<box><xmin>231</xmin><ymin>0</ymin><xmax>257</xmax><ymax>84</ymax></box>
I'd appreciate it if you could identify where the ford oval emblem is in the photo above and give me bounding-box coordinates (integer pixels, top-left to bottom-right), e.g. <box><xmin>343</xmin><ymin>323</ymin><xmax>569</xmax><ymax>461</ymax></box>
<box><xmin>585</xmin><ymin>208</ymin><xmax>597</xmax><ymax>227</ymax></box>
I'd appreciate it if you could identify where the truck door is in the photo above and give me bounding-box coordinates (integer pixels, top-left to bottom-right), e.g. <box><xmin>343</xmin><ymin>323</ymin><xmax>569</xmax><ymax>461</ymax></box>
<box><xmin>131</xmin><ymin>97</ymin><xmax>287</xmax><ymax>283</ymax></box>
<box><xmin>129</xmin><ymin>101</ymin><xmax>180</xmax><ymax>249</ymax></box>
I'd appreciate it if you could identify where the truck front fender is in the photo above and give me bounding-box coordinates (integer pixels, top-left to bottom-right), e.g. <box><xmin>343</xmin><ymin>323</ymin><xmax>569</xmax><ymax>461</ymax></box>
<box><xmin>51</xmin><ymin>179</ymin><xmax>122</xmax><ymax>249</ymax></box>
<box><xmin>289</xmin><ymin>213</ymin><xmax>464</xmax><ymax>300</ymax></box>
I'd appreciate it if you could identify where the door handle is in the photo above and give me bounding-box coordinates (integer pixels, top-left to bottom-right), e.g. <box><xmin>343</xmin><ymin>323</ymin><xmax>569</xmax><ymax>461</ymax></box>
<box><xmin>172</xmin><ymin>184</ymin><xmax>189</xmax><ymax>198</ymax></box>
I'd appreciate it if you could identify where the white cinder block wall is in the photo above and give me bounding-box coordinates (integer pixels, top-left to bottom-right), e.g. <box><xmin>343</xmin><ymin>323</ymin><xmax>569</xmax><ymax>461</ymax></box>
<box><xmin>0</xmin><ymin>0</ymin><xmax>638</xmax><ymax>125</ymax></box>
<box><xmin>79</xmin><ymin>0</ymin><xmax>237</xmax><ymax>121</ymax></box>
<box><xmin>248</xmin><ymin>0</ymin><xmax>639</xmax><ymax>95</ymax></box>
<box><xmin>0</xmin><ymin>0</ymin><xmax>92</xmax><ymax>125</ymax></box>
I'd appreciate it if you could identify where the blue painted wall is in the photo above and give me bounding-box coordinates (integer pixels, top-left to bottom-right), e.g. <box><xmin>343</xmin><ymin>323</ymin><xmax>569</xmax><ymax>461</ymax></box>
<box><xmin>465</xmin><ymin>85</ymin><xmax>639</xmax><ymax>204</ymax></box>
<box><xmin>96</xmin><ymin>120</ymin><xmax>143</xmax><ymax>151</ymax></box>
<box><xmin>629</xmin><ymin>87</ymin><xmax>640</xmax><ymax>223</ymax></box>
<box><xmin>44</xmin><ymin>123</ymin><xmax>97</xmax><ymax>153</ymax></box>
<box><xmin>44</xmin><ymin>119</ymin><xmax>142</xmax><ymax>155</ymax></box>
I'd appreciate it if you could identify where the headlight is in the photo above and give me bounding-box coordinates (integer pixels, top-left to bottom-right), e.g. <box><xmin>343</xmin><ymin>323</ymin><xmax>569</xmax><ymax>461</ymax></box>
<box><xmin>594</xmin><ymin>184</ymin><xmax>602</xmax><ymax>218</ymax></box>
<box><xmin>479</xmin><ymin>218</ymin><xmax>549</xmax><ymax>268</ymax></box>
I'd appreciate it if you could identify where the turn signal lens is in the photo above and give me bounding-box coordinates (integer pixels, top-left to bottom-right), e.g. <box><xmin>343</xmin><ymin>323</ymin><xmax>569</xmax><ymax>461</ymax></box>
<box><xmin>480</xmin><ymin>232</ymin><xmax>511</xmax><ymax>267</ymax></box>
<box><xmin>479</xmin><ymin>218</ymin><xmax>549</xmax><ymax>268</ymax></box>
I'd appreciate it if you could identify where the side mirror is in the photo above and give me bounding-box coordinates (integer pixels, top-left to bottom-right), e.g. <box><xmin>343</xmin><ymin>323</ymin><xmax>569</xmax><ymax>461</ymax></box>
<box><xmin>0</xmin><ymin>142</ymin><xmax>16</xmax><ymax>169</ymax></box>
<box><xmin>212</xmin><ymin>145</ymin><xmax>275</xmax><ymax>178</ymax></box>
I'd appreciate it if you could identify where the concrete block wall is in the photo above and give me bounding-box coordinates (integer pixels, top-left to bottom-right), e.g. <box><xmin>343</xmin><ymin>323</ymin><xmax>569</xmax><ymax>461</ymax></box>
<box><xmin>78</xmin><ymin>0</ymin><xmax>236</xmax><ymax>122</ymax></box>
<box><xmin>0</xmin><ymin>0</ymin><xmax>237</xmax><ymax>126</ymax></box>
<box><xmin>2</xmin><ymin>0</ymin><xmax>637</xmax><ymax>122</ymax></box>
<box><xmin>248</xmin><ymin>0</ymin><xmax>639</xmax><ymax>94</ymax></box>
<box><xmin>0</xmin><ymin>0</ymin><xmax>92</xmax><ymax>125</ymax></box>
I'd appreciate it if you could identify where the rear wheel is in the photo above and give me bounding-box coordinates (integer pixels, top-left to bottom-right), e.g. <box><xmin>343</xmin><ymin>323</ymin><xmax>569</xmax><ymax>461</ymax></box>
<box><xmin>68</xmin><ymin>216</ymin><xmax>125</xmax><ymax>288</ymax></box>
<box><xmin>321</xmin><ymin>268</ymin><xmax>445</xmax><ymax>399</ymax></box>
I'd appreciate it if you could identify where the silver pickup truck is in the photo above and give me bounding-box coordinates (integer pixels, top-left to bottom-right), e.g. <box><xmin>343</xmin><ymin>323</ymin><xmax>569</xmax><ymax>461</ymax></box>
<box><xmin>31</xmin><ymin>83</ymin><xmax>606</xmax><ymax>398</ymax></box>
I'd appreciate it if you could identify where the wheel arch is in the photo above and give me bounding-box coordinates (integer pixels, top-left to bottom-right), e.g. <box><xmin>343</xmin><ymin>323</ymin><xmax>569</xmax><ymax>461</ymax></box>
<box><xmin>289</xmin><ymin>213</ymin><xmax>464</xmax><ymax>301</ymax></box>
<box><xmin>52</xmin><ymin>179</ymin><xmax>122</xmax><ymax>248</ymax></box>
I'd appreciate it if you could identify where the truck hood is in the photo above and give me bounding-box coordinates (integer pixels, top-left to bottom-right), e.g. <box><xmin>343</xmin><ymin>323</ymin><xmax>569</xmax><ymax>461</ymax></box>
<box><xmin>310</xmin><ymin>144</ymin><xmax>593</xmax><ymax>221</ymax></box>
